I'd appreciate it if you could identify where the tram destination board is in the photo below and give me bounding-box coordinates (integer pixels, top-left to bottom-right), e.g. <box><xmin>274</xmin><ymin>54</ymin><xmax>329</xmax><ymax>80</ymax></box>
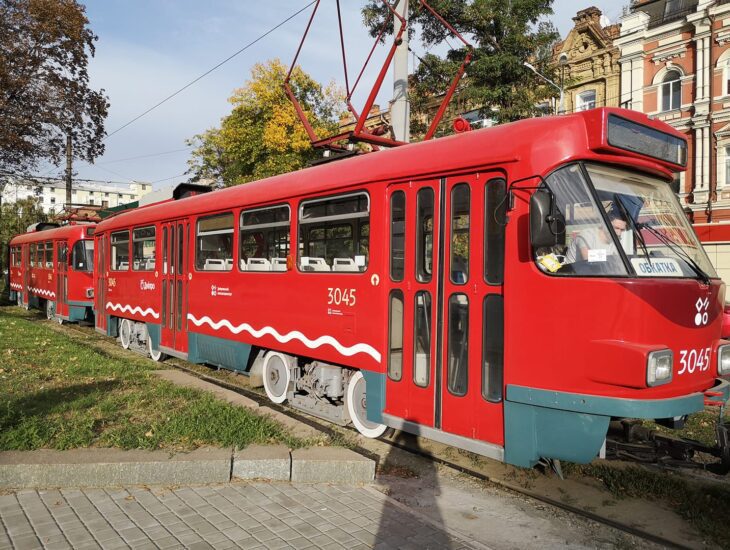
<box><xmin>607</xmin><ymin>114</ymin><xmax>687</xmax><ymax>167</ymax></box>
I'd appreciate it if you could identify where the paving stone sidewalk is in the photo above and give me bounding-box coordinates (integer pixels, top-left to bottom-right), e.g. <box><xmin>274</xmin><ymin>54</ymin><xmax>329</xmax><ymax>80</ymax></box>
<box><xmin>0</xmin><ymin>482</ymin><xmax>482</xmax><ymax>550</ymax></box>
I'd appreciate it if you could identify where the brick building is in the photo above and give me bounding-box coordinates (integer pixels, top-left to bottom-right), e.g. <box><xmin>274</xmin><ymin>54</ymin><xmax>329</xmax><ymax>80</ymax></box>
<box><xmin>615</xmin><ymin>0</ymin><xmax>730</xmax><ymax>222</ymax></box>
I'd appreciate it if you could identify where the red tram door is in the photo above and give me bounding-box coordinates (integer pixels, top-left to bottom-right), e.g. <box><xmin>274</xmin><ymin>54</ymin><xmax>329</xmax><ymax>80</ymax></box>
<box><xmin>160</xmin><ymin>221</ymin><xmax>190</xmax><ymax>353</ymax></box>
<box><xmin>385</xmin><ymin>181</ymin><xmax>441</xmax><ymax>427</ymax></box>
<box><xmin>386</xmin><ymin>175</ymin><xmax>506</xmax><ymax>446</ymax></box>
<box><xmin>56</xmin><ymin>241</ymin><xmax>69</xmax><ymax>318</ymax></box>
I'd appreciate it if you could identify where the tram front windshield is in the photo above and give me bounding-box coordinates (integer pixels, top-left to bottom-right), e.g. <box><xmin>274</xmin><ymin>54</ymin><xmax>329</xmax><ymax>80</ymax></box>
<box><xmin>537</xmin><ymin>163</ymin><xmax>717</xmax><ymax>279</ymax></box>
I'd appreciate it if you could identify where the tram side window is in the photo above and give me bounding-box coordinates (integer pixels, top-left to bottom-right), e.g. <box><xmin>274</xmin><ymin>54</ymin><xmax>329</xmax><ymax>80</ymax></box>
<box><xmin>450</xmin><ymin>184</ymin><xmax>470</xmax><ymax>284</ymax></box>
<box><xmin>390</xmin><ymin>192</ymin><xmax>406</xmax><ymax>281</ymax></box>
<box><xmin>416</xmin><ymin>188</ymin><xmax>434</xmax><ymax>282</ymax></box>
<box><xmin>298</xmin><ymin>192</ymin><xmax>369</xmax><ymax>273</ymax></box>
<box><xmin>44</xmin><ymin>241</ymin><xmax>53</xmax><ymax>268</ymax></box>
<box><xmin>485</xmin><ymin>179</ymin><xmax>507</xmax><ymax>285</ymax></box>
<box><xmin>240</xmin><ymin>205</ymin><xmax>290</xmax><ymax>272</ymax></box>
<box><xmin>447</xmin><ymin>294</ymin><xmax>469</xmax><ymax>396</ymax></box>
<box><xmin>111</xmin><ymin>230</ymin><xmax>130</xmax><ymax>271</ymax></box>
<box><xmin>482</xmin><ymin>295</ymin><xmax>504</xmax><ymax>403</ymax></box>
<box><xmin>29</xmin><ymin>244</ymin><xmax>35</xmax><ymax>267</ymax></box>
<box><xmin>388</xmin><ymin>290</ymin><xmax>404</xmax><ymax>381</ymax></box>
<box><xmin>72</xmin><ymin>240</ymin><xmax>94</xmax><ymax>272</ymax></box>
<box><xmin>414</xmin><ymin>291</ymin><xmax>432</xmax><ymax>388</ymax></box>
<box><xmin>132</xmin><ymin>227</ymin><xmax>156</xmax><ymax>271</ymax></box>
<box><xmin>196</xmin><ymin>212</ymin><xmax>234</xmax><ymax>271</ymax></box>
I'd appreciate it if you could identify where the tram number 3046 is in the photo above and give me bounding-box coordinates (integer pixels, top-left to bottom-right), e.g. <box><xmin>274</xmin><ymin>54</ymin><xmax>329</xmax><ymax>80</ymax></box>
<box><xmin>678</xmin><ymin>347</ymin><xmax>712</xmax><ymax>375</ymax></box>
<box><xmin>328</xmin><ymin>288</ymin><xmax>356</xmax><ymax>307</ymax></box>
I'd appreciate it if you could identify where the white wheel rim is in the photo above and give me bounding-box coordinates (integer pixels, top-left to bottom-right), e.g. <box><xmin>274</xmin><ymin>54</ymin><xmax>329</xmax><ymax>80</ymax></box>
<box><xmin>120</xmin><ymin>319</ymin><xmax>131</xmax><ymax>349</ymax></box>
<box><xmin>148</xmin><ymin>337</ymin><xmax>162</xmax><ymax>361</ymax></box>
<box><xmin>262</xmin><ymin>352</ymin><xmax>291</xmax><ymax>404</ymax></box>
<box><xmin>346</xmin><ymin>371</ymin><xmax>387</xmax><ymax>438</ymax></box>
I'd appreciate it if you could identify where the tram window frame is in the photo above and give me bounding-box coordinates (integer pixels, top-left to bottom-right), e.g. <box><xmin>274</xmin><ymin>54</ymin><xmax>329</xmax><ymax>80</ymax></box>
<box><xmin>482</xmin><ymin>294</ymin><xmax>504</xmax><ymax>403</ymax></box>
<box><xmin>162</xmin><ymin>227</ymin><xmax>168</xmax><ymax>275</ymax></box>
<box><xmin>132</xmin><ymin>226</ymin><xmax>156</xmax><ymax>272</ymax></box>
<box><xmin>110</xmin><ymin>230</ymin><xmax>130</xmax><ymax>271</ymax></box>
<box><xmin>450</xmin><ymin>184</ymin><xmax>470</xmax><ymax>285</ymax></box>
<box><xmin>71</xmin><ymin>240</ymin><xmax>94</xmax><ymax>272</ymax></box>
<box><xmin>29</xmin><ymin>244</ymin><xmax>35</xmax><ymax>267</ymax></box>
<box><xmin>44</xmin><ymin>241</ymin><xmax>53</xmax><ymax>268</ymax></box>
<box><xmin>446</xmin><ymin>293</ymin><xmax>469</xmax><ymax>397</ymax></box>
<box><xmin>195</xmin><ymin>212</ymin><xmax>234</xmax><ymax>272</ymax></box>
<box><xmin>390</xmin><ymin>191</ymin><xmax>406</xmax><ymax>282</ymax></box>
<box><xmin>298</xmin><ymin>192</ymin><xmax>370</xmax><ymax>273</ymax></box>
<box><xmin>484</xmin><ymin>178</ymin><xmax>507</xmax><ymax>285</ymax></box>
<box><xmin>240</xmin><ymin>204</ymin><xmax>290</xmax><ymax>272</ymax></box>
<box><xmin>413</xmin><ymin>290</ymin><xmax>432</xmax><ymax>388</ymax></box>
<box><xmin>388</xmin><ymin>289</ymin><xmax>405</xmax><ymax>382</ymax></box>
<box><xmin>416</xmin><ymin>188</ymin><xmax>435</xmax><ymax>283</ymax></box>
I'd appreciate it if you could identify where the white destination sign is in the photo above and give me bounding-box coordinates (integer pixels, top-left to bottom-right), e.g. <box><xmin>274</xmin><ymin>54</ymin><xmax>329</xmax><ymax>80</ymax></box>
<box><xmin>630</xmin><ymin>257</ymin><xmax>682</xmax><ymax>277</ymax></box>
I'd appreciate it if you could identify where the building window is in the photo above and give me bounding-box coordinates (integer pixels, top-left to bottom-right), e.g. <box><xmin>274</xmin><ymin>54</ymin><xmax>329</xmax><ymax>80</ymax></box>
<box><xmin>661</xmin><ymin>71</ymin><xmax>681</xmax><ymax>112</ymax></box>
<box><xmin>576</xmin><ymin>89</ymin><xmax>596</xmax><ymax>111</ymax></box>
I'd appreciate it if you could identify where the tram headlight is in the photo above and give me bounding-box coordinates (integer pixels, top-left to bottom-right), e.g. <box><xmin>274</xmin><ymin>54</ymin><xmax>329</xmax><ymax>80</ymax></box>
<box><xmin>718</xmin><ymin>345</ymin><xmax>730</xmax><ymax>376</ymax></box>
<box><xmin>647</xmin><ymin>350</ymin><xmax>673</xmax><ymax>387</ymax></box>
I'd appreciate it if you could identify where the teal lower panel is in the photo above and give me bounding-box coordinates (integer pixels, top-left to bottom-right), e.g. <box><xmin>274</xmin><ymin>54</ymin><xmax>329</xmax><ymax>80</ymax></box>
<box><xmin>362</xmin><ymin>370</ymin><xmax>385</xmax><ymax>424</ymax></box>
<box><xmin>106</xmin><ymin>315</ymin><xmax>118</xmax><ymax>337</ymax></box>
<box><xmin>504</xmin><ymin>401</ymin><xmax>610</xmax><ymax>468</ymax></box>
<box><xmin>68</xmin><ymin>306</ymin><xmax>87</xmax><ymax>322</ymax></box>
<box><xmin>188</xmin><ymin>332</ymin><xmax>252</xmax><ymax>372</ymax></box>
<box><xmin>146</xmin><ymin>323</ymin><xmax>161</xmax><ymax>351</ymax></box>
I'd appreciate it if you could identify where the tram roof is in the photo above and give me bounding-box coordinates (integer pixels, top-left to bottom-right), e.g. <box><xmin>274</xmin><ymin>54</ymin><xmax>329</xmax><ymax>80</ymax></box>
<box><xmin>96</xmin><ymin>108</ymin><xmax>682</xmax><ymax>232</ymax></box>
<box><xmin>9</xmin><ymin>223</ymin><xmax>95</xmax><ymax>246</ymax></box>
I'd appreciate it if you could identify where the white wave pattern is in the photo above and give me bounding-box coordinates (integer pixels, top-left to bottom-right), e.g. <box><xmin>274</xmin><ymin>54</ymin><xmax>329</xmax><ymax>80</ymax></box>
<box><xmin>9</xmin><ymin>282</ymin><xmax>22</xmax><ymax>291</ymax></box>
<box><xmin>187</xmin><ymin>313</ymin><xmax>382</xmax><ymax>363</ymax></box>
<box><xmin>106</xmin><ymin>302</ymin><xmax>160</xmax><ymax>319</ymax></box>
<box><xmin>28</xmin><ymin>286</ymin><xmax>55</xmax><ymax>299</ymax></box>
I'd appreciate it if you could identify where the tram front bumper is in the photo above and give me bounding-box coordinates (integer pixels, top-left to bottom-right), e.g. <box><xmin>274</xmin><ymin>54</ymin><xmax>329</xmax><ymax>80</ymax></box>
<box><xmin>503</xmin><ymin>378</ymin><xmax>730</xmax><ymax>468</ymax></box>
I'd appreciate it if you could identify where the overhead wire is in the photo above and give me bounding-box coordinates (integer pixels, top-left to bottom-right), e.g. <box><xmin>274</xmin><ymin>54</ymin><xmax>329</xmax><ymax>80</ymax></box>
<box><xmin>103</xmin><ymin>0</ymin><xmax>317</xmax><ymax>142</ymax></box>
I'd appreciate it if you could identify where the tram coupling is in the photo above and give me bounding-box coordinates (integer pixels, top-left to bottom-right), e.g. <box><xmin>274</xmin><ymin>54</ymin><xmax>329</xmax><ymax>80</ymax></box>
<box><xmin>606</xmin><ymin>417</ymin><xmax>730</xmax><ymax>475</ymax></box>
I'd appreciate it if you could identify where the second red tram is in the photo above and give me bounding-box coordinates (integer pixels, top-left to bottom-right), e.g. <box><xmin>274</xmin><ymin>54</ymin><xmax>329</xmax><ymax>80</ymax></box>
<box><xmin>92</xmin><ymin>108</ymin><xmax>730</xmax><ymax>468</ymax></box>
<box><xmin>8</xmin><ymin>223</ymin><xmax>96</xmax><ymax>324</ymax></box>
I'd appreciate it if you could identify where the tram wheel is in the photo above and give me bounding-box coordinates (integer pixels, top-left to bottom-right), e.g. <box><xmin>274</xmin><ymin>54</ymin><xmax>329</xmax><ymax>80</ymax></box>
<box><xmin>262</xmin><ymin>352</ymin><xmax>292</xmax><ymax>404</ymax></box>
<box><xmin>147</xmin><ymin>335</ymin><xmax>167</xmax><ymax>362</ymax></box>
<box><xmin>119</xmin><ymin>319</ymin><xmax>132</xmax><ymax>350</ymax></box>
<box><xmin>45</xmin><ymin>300</ymin><xmax>55</xmax><ymax>321</ymax></box>
<box><xmin>345</xmin><ymin>370</ymin><xmax>387</xmax><ymax>438</ymax></box>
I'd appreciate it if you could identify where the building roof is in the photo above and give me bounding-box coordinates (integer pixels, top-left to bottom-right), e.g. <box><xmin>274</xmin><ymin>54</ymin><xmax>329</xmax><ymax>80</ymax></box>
<box><xmin>631</xmin><ymin>0</ymin><xmax>699</xmax><ymax>29</ymax></box>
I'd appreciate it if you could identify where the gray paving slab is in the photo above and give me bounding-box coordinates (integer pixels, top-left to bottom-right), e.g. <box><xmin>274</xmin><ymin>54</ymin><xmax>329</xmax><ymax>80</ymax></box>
<box><xmin>0</xmin><ymin>447</ymin><xmax>233</xmax><ymax>488</ymax></box>
<box><xmin>291</xmin><ymin>447</ymin><xmax>375</xmax><ymax>484</ymax></box>
<box><xmin>0</xmin><ymin>482</ymin><xmax>481</xmax><ymax>549</ymax></box>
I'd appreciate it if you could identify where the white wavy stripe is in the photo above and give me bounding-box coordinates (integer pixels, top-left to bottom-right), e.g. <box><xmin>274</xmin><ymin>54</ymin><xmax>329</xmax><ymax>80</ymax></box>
<box><xmin>28</xmin><ymin>286</ymin><xmax>55</xmax><ymax>298</ymax></box>
<box><xmin>106</xmin><ymin>302</ymin><xmax>160</xmax><ymax>319</ymax></box>
<box><xmin>9</xmin><ymin>282</ymin><xmax>22</xmax><ymax>291</ymax></box>
<box><xmin>187</xmin><ymin>313</ymin><xmax>382</xmax><ymax>363</ymax></box>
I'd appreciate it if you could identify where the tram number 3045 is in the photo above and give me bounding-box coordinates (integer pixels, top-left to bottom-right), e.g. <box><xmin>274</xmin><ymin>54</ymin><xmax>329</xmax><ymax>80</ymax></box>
<box><xmin>328</xmin><ymin>288</ymin><xmax>356</xmax><ymax>307</ymax></box>
<box><xmin>678</xmin><ymin>347</ymin><xmax>712</xmax><ymax>375</ymax></box>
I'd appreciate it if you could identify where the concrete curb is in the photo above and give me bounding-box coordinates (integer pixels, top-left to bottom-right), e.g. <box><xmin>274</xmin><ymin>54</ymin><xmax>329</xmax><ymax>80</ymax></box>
<box><xmin>0</xmin><ymin>446</ymin><xmax>375</xmax><ymax>489</ymax></box>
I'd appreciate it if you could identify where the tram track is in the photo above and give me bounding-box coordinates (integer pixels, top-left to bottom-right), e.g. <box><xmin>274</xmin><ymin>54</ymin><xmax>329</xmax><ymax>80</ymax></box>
<box><xmin>42</xmin><ymin>318</ymin><xmax>701</xmax><ymax>548</ymax></box>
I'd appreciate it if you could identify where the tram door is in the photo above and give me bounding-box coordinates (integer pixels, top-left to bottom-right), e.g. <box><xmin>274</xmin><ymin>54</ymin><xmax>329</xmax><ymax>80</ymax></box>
<box><xmin>160</xmin><ymin>220</ymin><xmax>190</xmax><ymax>352</ymax></box>
<box><xmin>386</xmin><ymin>175</ymin><xmax>506</xmax><ymax>445</ymax></box>
<box><xmin>56</xmin><ymin>241</ymin><xmax>69</xmax><ymax>318</ymax></box>
<box><xmin>96</xmin><ymin>235</ymin><xmax>107</xmax><ymax>333</ymax></box>
<box><xmin>22</xmin><ymin>244</ymin><xmax>30</xmax><ymax>306</ymax></box>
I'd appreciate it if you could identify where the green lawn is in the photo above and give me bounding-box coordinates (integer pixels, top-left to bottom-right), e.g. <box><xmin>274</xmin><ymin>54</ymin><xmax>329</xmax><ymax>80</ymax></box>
<box><xmin>0</xmin><ymin>306</ymin><xmax>304</xmax><ymax>451</ymax></box>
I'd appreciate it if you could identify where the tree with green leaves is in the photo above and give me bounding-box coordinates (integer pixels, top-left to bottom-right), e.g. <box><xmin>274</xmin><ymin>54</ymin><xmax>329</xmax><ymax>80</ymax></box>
<box><xmin>0</xmin><ymin>0</ymin><xmax>109</xmax><ymax>175</ymax></box>
<box><xmin>187</xmin><ymin>59</ymin><xmax>344</xmax><ymax>187</ymax></box>
<box><xmin>362</xmin><ymin>0</ymin><xmax>559</xmax><ymax>135</ymax></box>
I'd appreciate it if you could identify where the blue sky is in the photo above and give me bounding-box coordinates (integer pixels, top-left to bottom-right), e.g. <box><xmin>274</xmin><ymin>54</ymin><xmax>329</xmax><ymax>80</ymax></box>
<box><xmin>56</xmin><ymin>1</ymin><xmax>625</xmax><ymax>188</ymax></box>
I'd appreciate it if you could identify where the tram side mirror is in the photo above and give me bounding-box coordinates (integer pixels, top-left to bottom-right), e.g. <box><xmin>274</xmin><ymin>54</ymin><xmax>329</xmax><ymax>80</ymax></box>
<box><xmin>530</xmin><ymin>190</ymin><xmax>566</xmax><ymax>249</ymax></box>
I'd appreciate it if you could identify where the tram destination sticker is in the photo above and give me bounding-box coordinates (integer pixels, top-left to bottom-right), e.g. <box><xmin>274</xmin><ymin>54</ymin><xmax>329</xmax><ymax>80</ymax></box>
<box><xmin>630</xmin><ymin>257</ymin><xmax>681</xmax><ymax>277</ymax></box>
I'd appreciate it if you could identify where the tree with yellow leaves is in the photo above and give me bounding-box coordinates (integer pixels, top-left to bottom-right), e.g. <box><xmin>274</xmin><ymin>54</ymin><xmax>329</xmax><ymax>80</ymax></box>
<box><xmin>187</xmin><ymin>59</ymin><xmax>344</xmax><ymax>186</ymax></box>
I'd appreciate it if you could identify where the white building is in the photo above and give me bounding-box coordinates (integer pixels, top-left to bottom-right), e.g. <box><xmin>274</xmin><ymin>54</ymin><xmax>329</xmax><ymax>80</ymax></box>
<box><xmin>1</xmin><ymin>177</ymin><xmax>152</xmax><ymax>214</ymax></box>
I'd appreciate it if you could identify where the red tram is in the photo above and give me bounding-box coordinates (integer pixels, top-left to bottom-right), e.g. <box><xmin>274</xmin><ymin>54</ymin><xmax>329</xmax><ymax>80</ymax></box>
<box><xmin>92</xmin><ymin>107</ymin><xmax>729</xmax><ymax>468</ymax></box>
<box><xmin>8</xmin><ymin>223</ymin><xmax>96</xmax><ymax>323</ymax></box>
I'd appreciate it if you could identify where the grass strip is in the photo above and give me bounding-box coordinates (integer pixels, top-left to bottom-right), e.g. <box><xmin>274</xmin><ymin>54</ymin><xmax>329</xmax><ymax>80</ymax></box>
<box><xmin>0</xmin><ymin>306</ymin><xmax>305</xmax><ymax>451</ymax></box>
<box><xmin>573</xmin><ymin>463</ymin><xmax>730</xmax><ymax>548</ymax></box>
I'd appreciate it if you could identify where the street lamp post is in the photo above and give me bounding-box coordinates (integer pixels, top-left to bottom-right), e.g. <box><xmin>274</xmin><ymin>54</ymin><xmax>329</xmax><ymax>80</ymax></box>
<box><xmin>523</xmin><ymin>61</ymin><xmax>564</xmax><ymax>115</ymax></box>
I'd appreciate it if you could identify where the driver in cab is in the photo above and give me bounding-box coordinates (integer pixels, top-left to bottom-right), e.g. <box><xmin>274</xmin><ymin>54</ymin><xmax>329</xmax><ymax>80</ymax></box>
<box><xmin>565</xmin><ymin>207</ymin><xmax>628</xmax><ymax>263</ymax></box>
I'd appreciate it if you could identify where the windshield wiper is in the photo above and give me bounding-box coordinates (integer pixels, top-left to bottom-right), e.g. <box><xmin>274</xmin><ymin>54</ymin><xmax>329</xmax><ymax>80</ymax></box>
<box><xmin>613</xmin><ymin>194</ymin><xmax>651</xmax><ymax>267</ymax></box>
<box><xmin>639</xmin><ymin>222</ymin><xmax>711</xmax><ymax>285</ymax></box>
